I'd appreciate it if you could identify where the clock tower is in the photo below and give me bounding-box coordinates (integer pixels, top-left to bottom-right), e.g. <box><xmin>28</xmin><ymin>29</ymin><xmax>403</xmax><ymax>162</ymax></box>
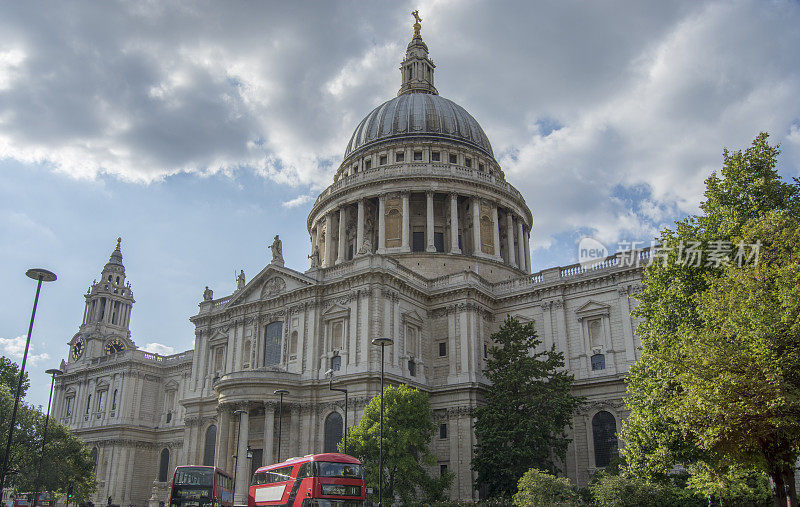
<box><xmin>68</xmin><ymin>238</ymin><xmax>136</xmax><ymax>362</ymax></box>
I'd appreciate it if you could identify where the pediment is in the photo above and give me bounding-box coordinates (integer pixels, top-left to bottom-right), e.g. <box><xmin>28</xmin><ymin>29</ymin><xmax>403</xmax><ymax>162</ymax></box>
<box><xmin>96</xmin><ymin>379</ymin><xmax>110</xmax><ymax>390</ymax></box>
<box><xmin>322</xmin><ymin>303</ymin><xmax>350</xmax><ymax>320</ymax></box>
<box><xmin>575</xmin><ymin>300</ymin><xmax>611</xmax><ymax>317</ymax></box>
<box><xmin>224</xmin><ymin>264</ymin><xmax>316</xmax><ymax>307</ymax></box>
<box><xmin>511</xmin><ymin>313</ymin><xmax>534</xmax><ymax>323</ymax></box>
<box><xmin>164</xmin><ymin>379</ymin><xmax>179</xmax><ymax>391</ymax></box>
<box><xmin>207</xmin><ymin>330</ymin><xmax>228</xmax><ymax>346</ymax></box>
<box><xmin>402</xmin><ymin>310</ymin><xmax>424</xmax><ymax>325</ymax></box>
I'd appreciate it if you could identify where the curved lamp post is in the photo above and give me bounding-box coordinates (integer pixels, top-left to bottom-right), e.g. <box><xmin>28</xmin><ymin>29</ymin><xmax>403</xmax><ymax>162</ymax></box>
<box><xmin>325</xmin><ymin>369</ymin><xmax>348</xmax><ymax>454</ymax></box>
<box><xmin>273</xmin><ymin>389</ymin><xmax>289</xmax><ymax>462</ymax></box>
<box><xmin>0</xmin><ymin>268</ymin><xmax>57</xmax><ymax>493</ymax></box>
<box><xmin>371</xmin><ymin>337</ymin><xmax>393</xmax><ymax>507</ymax></box>
<box><xmin>32</xmin><ymin>368</ymin><xmax>63</xmax><ymax>506</ymax></box>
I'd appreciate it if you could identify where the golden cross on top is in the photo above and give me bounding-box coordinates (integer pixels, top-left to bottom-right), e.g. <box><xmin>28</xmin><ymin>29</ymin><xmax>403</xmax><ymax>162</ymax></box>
<box><xmin>412</xmin><ymin>10</ymin><xmax>422</xmax><ymax>37</ymax></box>
<box><xmin>116</xmin><ymin>237</ymin><xmax>121</xmax><ymax>249</ymax></box>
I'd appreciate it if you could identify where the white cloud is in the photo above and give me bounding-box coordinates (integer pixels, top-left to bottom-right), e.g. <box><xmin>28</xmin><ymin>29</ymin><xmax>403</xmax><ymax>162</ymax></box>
<box><xmin>0</xmin><ymin>335</ymin><xmax>50</xmax><ymax>365</ymax></box>
<box><xmin>141</xmin><ymin>342</ymin><xmax>175</xmax><ymax>356</ymax></box>
<box><xmin>0</xmin><ymin>1</ymin><xmax>798</xmax><ymax>250</ymax></box>
<box><xmin>282</xmin><ymin>194</ymin><xmax>313</xmax><ymax>209</ymax></box>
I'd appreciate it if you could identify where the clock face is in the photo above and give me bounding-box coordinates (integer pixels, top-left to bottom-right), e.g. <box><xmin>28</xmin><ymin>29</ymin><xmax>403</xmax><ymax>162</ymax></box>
<box><xmin>104</xmin><ymin>338</ymin><xmax>125</xmax><ymax>355</ymax></box>
<box><xmin>72</xmin><ymin>338</ymin><xmax>85</xmax><ymax>360</ymax></box>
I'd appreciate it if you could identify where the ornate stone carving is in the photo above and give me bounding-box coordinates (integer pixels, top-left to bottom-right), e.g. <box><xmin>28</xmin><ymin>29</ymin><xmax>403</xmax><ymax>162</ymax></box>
<box><xmin>261</xmin><ymin>277</ymin><xmax>287</xmax><ymax>298</ymax></box>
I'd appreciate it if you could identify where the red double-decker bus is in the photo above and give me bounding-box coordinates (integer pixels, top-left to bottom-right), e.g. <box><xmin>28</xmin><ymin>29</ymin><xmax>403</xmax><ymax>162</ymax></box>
<box><xmin>169</xmin><ymin>465</ymin><xmax>234</xmax><ymax>507</ymax></box>
<box><xmin>248</xmin><ymin>453</ymin><xmax>365</xmax><ymax>507</ymax></box>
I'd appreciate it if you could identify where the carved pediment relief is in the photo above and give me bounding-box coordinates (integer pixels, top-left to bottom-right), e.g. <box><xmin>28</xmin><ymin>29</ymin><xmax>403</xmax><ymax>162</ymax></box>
<box><xmin>402</xmin><ymin>309</ymin><xmax>424</xmax><ymax>326</ymax></box>
<box><xmin>261</xmin><ymin>276</ymin><xmax>286</xmax><ymax>298</ymax></box>
<box><xmin>207</xmin><ymin>331</ymin><xmax>228</xmax><ymax>346</ymax></box>
<box><xmin>164</xmin><ymin>379</ymin><xmax>180</xmax><ymax>391</ymax></box>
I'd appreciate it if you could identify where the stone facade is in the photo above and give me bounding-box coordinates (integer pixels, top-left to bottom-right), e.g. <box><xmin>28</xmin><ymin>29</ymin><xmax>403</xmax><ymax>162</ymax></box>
<box><xmin>52</xmin><ymin>21</ymin><xmax>646</xmax><ymax>505</ymax></box>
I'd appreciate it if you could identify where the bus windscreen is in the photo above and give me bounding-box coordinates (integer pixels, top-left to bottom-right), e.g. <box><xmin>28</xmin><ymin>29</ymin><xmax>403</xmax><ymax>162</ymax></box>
<box><xmin>174</xmin><ymin>467</ymin><xmax>214</xmax><ymax>486</ymax></box>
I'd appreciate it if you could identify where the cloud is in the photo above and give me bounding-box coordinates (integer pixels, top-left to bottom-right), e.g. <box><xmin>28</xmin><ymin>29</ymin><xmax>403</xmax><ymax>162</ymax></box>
<box><xmin>0</xmin><ymin>0</ymin><xmax>798</xmax><ymax>250</ymax></box>
<box><xmin>282</xmin><ymin>194</ymin><xmax>314</xmax><ymax>209</ymax></box>
<box><xmin>0</xmin><ymin>335</ymin><xmax>50</xmax><ymax>365</ymax></box>
<box><xmin>141</xmin><ymin>342</ymin><xmax>175</xmax><ymax>356</ymax></box>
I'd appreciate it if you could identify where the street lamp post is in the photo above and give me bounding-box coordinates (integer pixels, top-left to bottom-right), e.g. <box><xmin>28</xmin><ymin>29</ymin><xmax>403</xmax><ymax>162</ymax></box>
<box><xmin>273</xmin><ymin>390</ymin><xmax>289</xmax><ymax>462</ymax></box>
<box><xmin>0</xmin><ymin>268</ymin><xmax>57</xmax><ymax>493</ymax></box>
<box><xmin>325</xmin><ymin>369</ymin><xmax>348</xmax><ymax>454</ymax></box>
<box><xmin>371</xmin><ymin>337</ymin><xmax>393</xmax><ymax>507</ymax></box>
<box><xmin>32</xmin><ymin>368</ymin><xmax>63</xmax><ymax>507</ymax></box>
<box><xmin>232</xmin><ymin>408</ymin><xmax>247</xmax><ymax>501</ymax></box>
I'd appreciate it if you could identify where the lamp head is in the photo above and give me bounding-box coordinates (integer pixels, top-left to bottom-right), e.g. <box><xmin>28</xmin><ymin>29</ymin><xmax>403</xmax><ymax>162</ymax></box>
<box><xmin>371</xmin><ymin>337</ymin><xmax>393</xmax><ymax>347</ymax></box>
<box><xmin>324</xmin><ymin>368</ymin><xmax>334</xmax><ymax>377</ymax></box>
<box><xmin>26</xmin><ymin>268</ymin><xmax>57</xmax><ymax>282</ymax></box>
<box><xmin>45</xmin><ymin>368</ymin><xmax>63</xmax><ymax>376</ymax></box>
<box><xmin>274</xmin><ymin>389</ymin><xmax>290</xmax><ymax>396</ymax></box>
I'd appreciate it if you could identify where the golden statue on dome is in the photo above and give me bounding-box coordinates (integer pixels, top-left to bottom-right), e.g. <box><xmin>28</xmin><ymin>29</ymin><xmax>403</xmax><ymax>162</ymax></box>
<box><xmin>412</xmin><ymin>10</ymin><xmax>422</xmax><ymax>38</ymax></box>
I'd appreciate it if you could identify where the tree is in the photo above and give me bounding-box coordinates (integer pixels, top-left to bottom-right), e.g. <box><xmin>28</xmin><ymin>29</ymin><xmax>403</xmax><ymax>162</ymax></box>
<box><xmin>512</xmin><ymin>468</ymin><xmax>580</xmax><ymax>507</ymax></box>
<box><xmin>589</xmin><ymin>473</ymin><xmax>703</xmax><ymax>507</ymax></box>
<box><xmin>343</xmin><ymin>384</ymin><xmax>451</xmax><ymax>505</ymax></box>
<box><xmin>472</xmin><ymin>316</ymin><xmax>583</xmax><ymax>498</ymax></box>
<box><xmin>621</xmin><ymin>133</ymin><xmax>800</xmax><ymax>506</ymax></box>
<box><xmin>1</xmin><ymin>355</ymin><xmax>29</xmax><ymax>397</ymax></box>
<box><xmin>0</xmin><ymin>366</ymin><xmax>96</xmax><ymax>500</ymax></box>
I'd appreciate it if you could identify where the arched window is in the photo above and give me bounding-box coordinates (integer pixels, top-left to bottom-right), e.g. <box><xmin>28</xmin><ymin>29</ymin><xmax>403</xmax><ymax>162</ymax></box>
<box><xmin>592</xmin><ymin>411</ymin><xmax>618</xmax><ymax>467</ymax></box>
<box><xmin>203</xmin><ymin>425</ymin><xmax>217</xmax><ymax>466</ymax></box>
<box><xmin>158</xmin><ymin>448</ymin><xmax>170</xmax><ymax>482</ymax></box>
<box><xmin>111</xmin><ymin>389</ymin><xmax>118</xmax><ymax>411</ymax></box>
<box><xmin>243</xmin><ymin>340</ymin><xmax>251</xmax><ymax>368</ymax></box>
<box><xmin>264</xmin><ymin>322</ymin><xmax>283</xmax><ymax>367</ymax></box>
<box><xmin>91</xmin><ymin>447</ymin><xmax>98</xmax><ymax>471</ymax></box>
<box><xmin>324</xmin><ymin>412</ymin><xmax>343</xmax><ymax>454</ymax></box>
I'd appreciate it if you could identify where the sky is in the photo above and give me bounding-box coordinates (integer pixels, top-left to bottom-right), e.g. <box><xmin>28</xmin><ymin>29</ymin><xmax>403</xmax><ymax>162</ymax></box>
<box><xmin>1</xmin><ymin>0</ymin><xmax>799</xmax><ymax>409</ymax></box>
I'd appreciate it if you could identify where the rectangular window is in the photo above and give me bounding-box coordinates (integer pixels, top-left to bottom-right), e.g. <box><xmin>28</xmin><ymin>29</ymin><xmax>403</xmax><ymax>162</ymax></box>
<box><xmin>408</xmin><ymin>360</ymin><xmax>416</xmax><ymax>377</ymax></box>
<box><xmin>364</xmin><ymin>159</ymin><xmax>372</xmax><ymax>170</ymax></box>
<box><xmin>465</xmin><ymin>157</ymin><xmax>472</xmax><ymax>168</ymax></box>
<box><xmin>413</xmin><ymin>151</ymin><xmax>423</xmax><ymax>161</ymax></box>
<box><xmin>449</xmin><ymin>154</ymin><xmax>457</xmax><ymax>164</ymax></box>
<box><xmin>65</xmin><ymin>397</ymin><xmax>74</xmax><ymax>417</ymax></box>
<box><xmin>412</xmin><ymin>231</ymin><xmax>425</xmax><ymax>252</ymax></box>
<box><xmin>86</xmin><ymin>394</ymin><xmax>91</xmax><ymax>414</ymax></box>
<box><xmin>440</xmin><ymin>464</ymin><xmax>448</xmax><ymax>477</ymax></box>
<box><xmin>264</xmin><ymin>321</ymin><xmax>283</xmax><ymax>367</ymax></box>
<box><xmin>591</xmin><ymin>353</ymin><xmax>606</xmax><ymax>371</ymax></box>
<box><xmin>439</xmin><ymin>342</ymin><xmax>447</xmax><ymax>357</ymax></box>
<box><xmin>484</xmin><ymin>343</ymin><xmax>488</xmax><ymax>359</ymax></box>
<box><xmin>379</xmin><ymin>155</ymin><xmax>387</xmax><ymax>165</ymax></box>
<box><xmin>348</xmin><ymin>244</ymin><xmax>354</xmax><ymax>260</ymax></box>
<box><xmin>431</xmin><ymin>151</ymin><xmax>440</xmax><ymax>162</ymax></box>
<box><xmin>331</xmin><ymin>321</ymin><xmax>344</xmax><ymax>350</ymax></box>
<box><xmin>434</xmin><ymin>232</ymin><xmax>444</xmax><ymax>252</ymax></box>
<box><xmin>395</xmin><ymin>152</ymin><xmax>405</xmax><ymax>162</ymax></box>
<box><xmin>479</xmin><ymin>163</ymin><xmax>485</xmax><ymax>172</ymax></box>
<box><xmin>439</xmin><ymin>423</ymin><xmax>447</xmax><ymax>439</ymax></box>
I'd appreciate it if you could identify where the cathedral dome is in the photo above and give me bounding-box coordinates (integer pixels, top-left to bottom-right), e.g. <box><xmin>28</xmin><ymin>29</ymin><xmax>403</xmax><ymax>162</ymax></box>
<box><xmin>343</xmin><ymin>93</ymin><xmax>494</xmax><ymax>161</ymax></box>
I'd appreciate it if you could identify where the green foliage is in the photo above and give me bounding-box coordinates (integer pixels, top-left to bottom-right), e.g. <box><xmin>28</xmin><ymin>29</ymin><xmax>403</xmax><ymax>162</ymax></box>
<box><xmin>684</xmin><ymin>462</ymin><xmax>771</xmax><ymax>506</ymax></box>
<box><xmin>472</xmin><ymin>316</ymin><xmax>583</xmax><ymax>498</ymax></box>
<box><xmin>512</xmin><ymin>468</ymin><xmax>581</xmax><ymax>507</ymax></box>
<box><xmin>0</xmin><ymin>368</ymin><xmax>96</xmax><ymax>500</ymax></box>
<box><xmin>343</xmin><ymin>384</ymin><xmax>451</xmax><ymax>505</ymax></box>
<box><xmin>0</xmin><ymin>355</ymin><xmax>29</xmax><ymax>397</ymax></box>
<box><xmin>589</xmin><ymin>473</ymin><xmax>704</xmax><ymax>507</ymax></box>
<box><xmin>622</xmin><ymin>133</ymin><xmax>800</xmax><ymax>505</ymax></box>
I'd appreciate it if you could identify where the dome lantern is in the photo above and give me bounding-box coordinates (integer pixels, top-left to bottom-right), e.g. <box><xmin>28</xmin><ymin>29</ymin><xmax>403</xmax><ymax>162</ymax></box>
<box><xmin>398</xmin><ymin>10</ymin><xmax>437</xmax><ymax>96</ymax></box>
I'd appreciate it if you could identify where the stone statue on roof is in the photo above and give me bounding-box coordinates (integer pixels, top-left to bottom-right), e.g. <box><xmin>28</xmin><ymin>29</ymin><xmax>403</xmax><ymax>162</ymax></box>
<box><xmin>270</xmin><ymin>235</ymin><xmax>284</xmax><ymax>266</ymax></box>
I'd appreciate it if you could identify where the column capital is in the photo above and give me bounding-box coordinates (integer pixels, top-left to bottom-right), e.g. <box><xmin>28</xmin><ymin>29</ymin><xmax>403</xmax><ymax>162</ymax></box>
<box><xmin>426</xmin><ymin>190</ymin><xmax>435</xmax><ymax>197</ymax></box>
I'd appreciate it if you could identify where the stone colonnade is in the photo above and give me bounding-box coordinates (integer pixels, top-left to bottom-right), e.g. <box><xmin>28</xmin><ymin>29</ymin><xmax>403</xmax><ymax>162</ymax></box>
<box><xmin>312</xmin><ymin>191</ymin><xmax>531</xmax><ymax>272</ymax></box>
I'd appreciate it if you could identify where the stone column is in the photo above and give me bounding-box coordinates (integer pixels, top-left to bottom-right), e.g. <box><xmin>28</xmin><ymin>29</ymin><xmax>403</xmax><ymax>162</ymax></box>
<box><xmin>289</xmin><ymin>404</ymin><xmax>301</xmax><ymax>457</ymax></box>
<box><xmin>472</xmin><ymin>197</ymin><xmax>481</xmax><ymax>255</ymax></box>
<box><xmin>336</xmin><ymin>206</ymin><xmax>347</xmax><ymax>264</ymax></box>
<box><xmin>401</xmin><ymin>192</ymin><xmax>411</xmax><ymax>252</ymax></box>
<box><xmin>324</xmin><ymin>213</ymin><xmax>334</xmax><ymax>268</ymax></box>
<box><xmin>263</xmin><ymin>401</ymin><xmax>276</xmax><ymax>464</ymax></box>
<box><xmin>506</xmin><ymin>213</ymin><xmax>517</xmax><ymax>268</ymax></box>
<box><xmin>524</xmin><ymin>227</ymin><xmax>532</xmax><ymax>273</ymax></box>
<box><xmin>492</xmin><ymin>204</ymin><xmax>501</xmax><ymax>258</ymax></box>
<box><xmin>426</xmin><ymin>191</ymin><xmax>436</xmax><ymax>252</ymax></box>
<box><xmin>517</xmin><ymin>220</ymin><xmax>526</xmax><ymax>271</ymax></box>
<box><xmin>377</xmin><ymin>195</ymin><xmax>386</xmax><ymax>254</ymax></box>
<box><xmin>216</xmin><ymin>406</ymin><xmax>230</xmax><ymax>470</ymax></box>
<box><xmin>449</xmin><ymin>193</ymin><xmax>461</xmax><ymax>254</ymax></box>
<box><xmin>356</xmin><ymin>199</ymin><xmax>365</xmax><ymax>256</ymax></box>
<box><xmin>234</xmin><ymin>408</ymin><xmax>250</xmax><ymax>504</ymax></box>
